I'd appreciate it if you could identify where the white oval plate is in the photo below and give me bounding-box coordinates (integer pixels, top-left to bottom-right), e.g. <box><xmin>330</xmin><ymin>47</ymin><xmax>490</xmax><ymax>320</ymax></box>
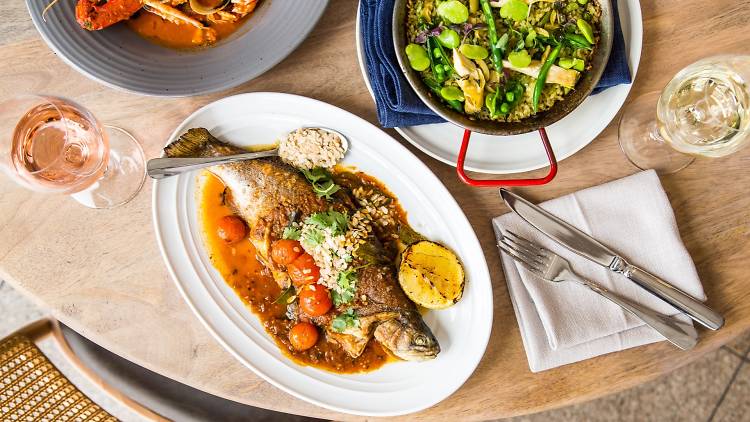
<box><xmin>152</xmin><ymin>93</ymin><xmax>493</xmax><ymax>416</ymax></box>
<box><xmin>356</xmin><ymin>0</ymin><xmax>643</xmax><ymax>174</ymax></box>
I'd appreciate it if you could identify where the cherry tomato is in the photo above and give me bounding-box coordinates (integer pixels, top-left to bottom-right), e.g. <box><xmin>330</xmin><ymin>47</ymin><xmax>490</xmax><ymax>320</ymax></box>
<box><xmin>271</xmin><ymin>239</ymin><xmax>304</xmax><ymax>265</ymax></box>
<box><xmin>289</xmin><ymin>322</ymin><xmax>318</xmax><ymax>351</ymax></box>
<box><xmin>287</xmin><ymin>253</ymin><xmax>320</xmax><ymax>286</ymax></box>
<box><xmin>299</xmin><ymin>284</ymin><xmax>333</xmax><ymax>317</ymax></box>
<box><xmin>216</xmin><ymin>215</ymin><xmax>247</xmax><ymax>243</ymax></box>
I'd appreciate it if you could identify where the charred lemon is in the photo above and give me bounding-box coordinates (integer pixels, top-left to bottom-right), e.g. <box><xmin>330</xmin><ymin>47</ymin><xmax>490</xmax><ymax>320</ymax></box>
<box><xmin>398</xmin><ymin>241</ymin><xmax>465</xmax><ymax>309</ymax></box>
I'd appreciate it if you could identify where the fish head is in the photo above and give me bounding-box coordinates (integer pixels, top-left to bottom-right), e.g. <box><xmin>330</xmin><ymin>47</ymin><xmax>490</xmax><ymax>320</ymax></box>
<box><xmin>374</xmin><ymin>315</ymin><xmax>440</xmax><ymax>361</ymax></box>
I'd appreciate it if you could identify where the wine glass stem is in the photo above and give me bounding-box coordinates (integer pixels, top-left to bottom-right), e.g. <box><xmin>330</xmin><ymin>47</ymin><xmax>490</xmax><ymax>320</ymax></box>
<box><xmin>648</xmin><ymin>121</ymin><xmax>666</xmax><ymax>145</ymax></box>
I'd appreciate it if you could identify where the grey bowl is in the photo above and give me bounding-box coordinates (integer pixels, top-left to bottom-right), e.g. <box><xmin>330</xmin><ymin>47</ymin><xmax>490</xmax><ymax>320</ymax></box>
<box><xmin>392</xmin><ymin>0</ymin><xmax>613</xmax><ymax>136</ymax></box>
<box><xmin>26</xmin><ymin>0</ymin><xmax>329</xmax><ymax>97</ymax></box>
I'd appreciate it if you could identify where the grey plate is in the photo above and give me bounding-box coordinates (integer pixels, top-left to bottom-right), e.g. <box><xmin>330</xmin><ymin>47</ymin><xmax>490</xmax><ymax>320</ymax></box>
<box><xmin>26</xmin><ymin>0</ymin><xmax>328</xmax><ymax>97</ymax></box>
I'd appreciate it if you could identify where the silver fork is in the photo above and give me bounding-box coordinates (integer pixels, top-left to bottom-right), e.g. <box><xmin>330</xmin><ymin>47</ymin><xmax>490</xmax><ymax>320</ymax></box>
<box><xmin>499</xmin><ymin>230</ymin><xmax>698</xmax><ymax>350</ymax></box>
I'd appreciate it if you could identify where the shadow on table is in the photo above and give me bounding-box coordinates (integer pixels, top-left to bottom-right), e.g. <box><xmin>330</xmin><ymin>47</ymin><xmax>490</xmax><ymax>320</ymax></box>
<box><xmin>60</xmin><ymin>324</ymin><xmax>324</xmax><ymax>422</ymax></box>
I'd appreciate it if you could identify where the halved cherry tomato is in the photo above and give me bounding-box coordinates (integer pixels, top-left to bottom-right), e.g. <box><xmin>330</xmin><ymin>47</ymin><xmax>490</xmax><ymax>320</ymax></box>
<box><xmin>299</xmin><ymin>284</ymin><xmax>333</xmax><ymax>317</ymax></box>
<box><xmin>287</xmin><ymin>253</ymin><xmax>320</xmax><ymax>286</ymax></box>
<box><xmin>271</xmin><ymin>239</ymin><xmax>304</xmax><ymax>265</ymax></box>
<box><xmin>216</xmin><ymin>215</ymin><xmax>247</xmax><ymax>243</ymax></box>
<box><xmin>289</xmin><ymin>322</ymin><xmax>318</xmax><ymax>351</ymax></box>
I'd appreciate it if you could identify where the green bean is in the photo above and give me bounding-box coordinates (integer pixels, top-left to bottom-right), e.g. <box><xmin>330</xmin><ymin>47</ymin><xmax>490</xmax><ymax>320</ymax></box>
<box><xmin>433</xmin><ymin>38</ymin><xmax>457</xmax><ymax>76</ymax></box>
<box><xmin>533</xmin><ymin>43</ymin><xmax>562</xmax><ymax>113</ymax></box>
<box><xmin>426</xmin><ymin>37</ymin><xmax>447</xmax><ymax>82</ymax></box>
<box><xmin>479</xmin><ymin>0</ymin><xmax>503</xmax><ymax>71</ymax></box>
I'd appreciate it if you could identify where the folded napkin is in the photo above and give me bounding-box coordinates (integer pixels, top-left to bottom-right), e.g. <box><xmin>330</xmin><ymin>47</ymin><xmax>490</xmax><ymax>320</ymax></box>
<box><xmin>360</xmin><ymin>0</ymin><xmax>632</xmax><ymax>128</ymax></box>
<box><xmin>492</xmin><ymin>170</ymin><xmax>705</xmax><ymax>372</ymax></box>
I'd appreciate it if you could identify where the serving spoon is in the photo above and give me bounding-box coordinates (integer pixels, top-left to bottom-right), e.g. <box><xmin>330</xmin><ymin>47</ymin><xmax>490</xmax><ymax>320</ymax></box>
<box><xmin>147</xmin><ymin>127</ymin><xmax>349</xmax><ymax>180</ymax></box>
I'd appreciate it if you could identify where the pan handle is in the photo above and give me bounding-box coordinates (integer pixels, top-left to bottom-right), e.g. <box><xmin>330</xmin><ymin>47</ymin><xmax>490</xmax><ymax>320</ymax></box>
<box><xmin>456</xmin><ymin>128</ymin><xmax>558</xmax><ymax>187</ymax></box>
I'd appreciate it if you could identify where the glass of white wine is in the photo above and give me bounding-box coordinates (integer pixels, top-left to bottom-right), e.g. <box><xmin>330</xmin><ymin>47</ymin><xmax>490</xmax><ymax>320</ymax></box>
<box><xmin>0</xmin><ymin>95</ymin><xmax>146</xmax><ymax>208</ymax></box>
<box><xmin>619</xmin><ymin>55</ymin><xmax>750</xmax><ymax>174</ymax></box>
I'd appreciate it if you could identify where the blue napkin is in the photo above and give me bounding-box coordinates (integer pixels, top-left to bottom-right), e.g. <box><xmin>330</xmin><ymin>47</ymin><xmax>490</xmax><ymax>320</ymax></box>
<box><xmin>360</xmin><ymin>0</ymin><xmax>632</xmax><ymax>128</ymax></box>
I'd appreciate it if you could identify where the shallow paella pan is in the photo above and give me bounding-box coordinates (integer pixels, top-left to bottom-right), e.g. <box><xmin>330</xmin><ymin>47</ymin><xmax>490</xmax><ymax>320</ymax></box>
<box><xmin>393</xmin><ymin>0</ymin><xmax>614</xmax><ymax>186</ymax></box>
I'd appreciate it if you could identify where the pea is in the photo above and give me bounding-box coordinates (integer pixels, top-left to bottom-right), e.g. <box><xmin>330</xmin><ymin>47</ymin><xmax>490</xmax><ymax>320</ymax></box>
<box><xmin>437</xmin><ymin>29</ymin><xmax>460</xmax><ymax>48</ymax></box>
<box><xmin>440</xmin><ymin>85</ymin><xmax>465</xmax><ymax>102</ymax></box>
<box><xmin>508</xmin><ymin>50</ymin><xmax>532</xmax><ymax>68</ymax></box>
<box><xmin>437</xmin><ymin>0</ymin><xmax>469</xmax><ymax>24</ymax></box>
<box><xmin>433</xmin><ymin>48</ymin><xmax>442</xmax><ymax>58</ymax></box>
<box><xmin>500</xmin><ymin>103</ymin><xmax>510</xmax><ymax>113</ymax></box>
<box><xmin>500</xmin><ymin>0</ymin><xmax>528</xmax><ymax>22</ymax></box>
<box><xmin>577</xmin><ymin>0</ymin><xmax>589</xmax><ymax>4</ymax></box>
<box><xmin>506</xmin><ymin>91</ymin><xmax>515</xmax><ymax>102</ymax></box>
<box><xmin>405</xmin><ymin>43</ymin><xmax>430</xmax><ymax>71</ymax></box>
<box><xmin>459</xmin><ymin>44</ymin><xmax>489</xmax><ymax>60</ymax></box>
<box><xmin>577</xmin><ymin>18</ymin><xmax>595</xmax><ymax>44</ymax></box>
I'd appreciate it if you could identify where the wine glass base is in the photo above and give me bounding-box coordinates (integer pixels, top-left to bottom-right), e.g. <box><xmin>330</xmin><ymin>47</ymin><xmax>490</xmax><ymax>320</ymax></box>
<box><xmin>618</xmin><ymin>91</ymin><xmax>695</xmax><ymax>175</ymax></box>
<box><xmin>71</xmin><ymin>126</ymin><xmax>146</xmax><ymax>209</ymax></box>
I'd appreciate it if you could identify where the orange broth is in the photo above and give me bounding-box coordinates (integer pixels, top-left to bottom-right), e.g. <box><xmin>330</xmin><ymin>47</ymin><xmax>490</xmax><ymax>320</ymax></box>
<box><xmin>197</xmin><ymin>172</ymin><xmax>392</xmax><ymax>373</ymax></box>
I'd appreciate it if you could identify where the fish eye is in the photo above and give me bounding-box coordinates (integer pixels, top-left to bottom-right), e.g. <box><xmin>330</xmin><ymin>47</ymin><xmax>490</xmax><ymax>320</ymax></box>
<box><xmin>414</xmin><ymin>335</ymin><xmax>428</xmax><ymax>346</ymax></box>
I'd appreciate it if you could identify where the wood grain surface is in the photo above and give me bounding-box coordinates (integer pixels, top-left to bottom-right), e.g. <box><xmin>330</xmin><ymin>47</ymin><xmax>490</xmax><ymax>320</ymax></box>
<box><xmin>1</xmin><ymin>0</ymin><xmax>749</xmax><ymax>420</ymax></box>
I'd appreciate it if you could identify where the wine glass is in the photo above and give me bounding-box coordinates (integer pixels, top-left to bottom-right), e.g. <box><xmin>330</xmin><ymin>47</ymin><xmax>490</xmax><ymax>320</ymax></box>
<box><xmin>0</xmin><ymin>95</ymin><xmax>145</xmax><ymax>208</ymax></box>
<box><xmin>619</xmin><ymin>55</ymin><xmax>750</xmax><ymax>174</ymax></box>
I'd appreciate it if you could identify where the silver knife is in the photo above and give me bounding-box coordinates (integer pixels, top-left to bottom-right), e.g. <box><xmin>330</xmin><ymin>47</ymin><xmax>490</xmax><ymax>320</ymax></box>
<box><xmin>500</xmin><ymin>188</ymin><xmax>724</xmax><ymax>330</ymax></box>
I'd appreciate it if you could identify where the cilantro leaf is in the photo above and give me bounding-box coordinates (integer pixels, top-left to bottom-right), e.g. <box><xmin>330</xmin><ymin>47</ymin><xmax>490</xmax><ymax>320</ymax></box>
<box><xmin>301</xmin><ymin>226</ymin><xmax>325</xmax><ymax>247</ymax></box>
<box><xmin>332</xmin><ymin>270</ymin><xmax>357</xmax><ymax>306</ymax></box>
<box><xmin>331</xmin><ymin>309</ymin><xmax>359</xmax><ymax>333</ymax></box>
<box><xmin>305</xmin><ymin>211</ymin><xmax>348</xmax><ymax>236</ymax></box>
<box><xmin>282</xmin><ymin>226</ymin><xmax>301</xmax><ymax>240</ymax></box>
<box><xmin>301</xmin><ymin>168</ymin><xmax>341</xmax><ymax>200</ymax></box>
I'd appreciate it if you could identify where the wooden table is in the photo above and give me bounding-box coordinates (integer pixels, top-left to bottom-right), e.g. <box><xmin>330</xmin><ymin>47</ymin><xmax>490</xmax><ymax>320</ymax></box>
<box><xmin>1</xmin><ymin>0</ymin><xmax>749</xmax><ymax>420</ymax></box>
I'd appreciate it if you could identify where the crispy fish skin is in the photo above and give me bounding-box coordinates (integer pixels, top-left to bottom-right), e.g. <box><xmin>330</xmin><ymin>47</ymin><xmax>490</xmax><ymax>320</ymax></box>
<box><xmin>164</xmin><ymin>128</ymin><xmax>440</xmax><ymax>361</ymax></box>
<box><xmin>166</xmin><ymin>128</ymin><xmax>331</xmax><ymax>287</ymax></box>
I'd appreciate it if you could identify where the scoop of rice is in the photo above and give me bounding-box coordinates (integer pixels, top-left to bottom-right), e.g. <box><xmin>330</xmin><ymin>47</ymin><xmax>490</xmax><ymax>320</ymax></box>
<box><xmin>279</xmin><ymin>128</ymin><xmax>345</xmax><ymax>169</ymax></box>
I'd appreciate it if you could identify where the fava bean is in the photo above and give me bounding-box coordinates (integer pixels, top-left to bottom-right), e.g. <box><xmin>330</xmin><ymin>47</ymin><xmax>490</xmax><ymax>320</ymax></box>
<box><xmin>405</xmin><ymin>43</ymin><xmax>430</xmax><ymax>71</ymax></box>
<box><xmin>437</xmin><ymin>29</ymin><xmax>460</xmax><ymax>48</ymax></box>
<box><xmin>459</xmin><ymin>44</ymin><xmax>489</xmax><ymax>60</ymax></box>
<box><xmin>437</xmin><ymin>0</ymin><xmax>469</xmax><ymax>24</ymax></box>
<box><xmin>441</xmin><ymin>85</ymin><xmax>465</xmax><ymax>101</ymax></box>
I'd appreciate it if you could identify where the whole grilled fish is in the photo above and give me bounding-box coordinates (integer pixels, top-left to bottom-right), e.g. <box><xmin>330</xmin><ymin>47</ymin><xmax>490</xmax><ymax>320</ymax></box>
<box><xmin>165</xmin><ymin>128</ymin><xmax>440</xmax><ymax>361</ymax></box>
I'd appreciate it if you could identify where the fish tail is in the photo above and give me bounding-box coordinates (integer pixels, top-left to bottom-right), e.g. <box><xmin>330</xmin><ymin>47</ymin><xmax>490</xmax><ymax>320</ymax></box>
<box><xmin>164</xmin><ymin>128</ymin><xmax>225</xmax><ymax>158</ymax></box>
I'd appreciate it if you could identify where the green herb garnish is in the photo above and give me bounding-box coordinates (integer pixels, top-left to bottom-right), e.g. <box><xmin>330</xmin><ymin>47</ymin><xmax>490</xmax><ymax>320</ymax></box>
<box><xmin>282</xmin><ymin>226</ymin><xmax>301</xmax><ymax>240</ymax></box>
<box><xmin>305</xmin><ymin>211</ymin><xmax>348</xmax><ymax>236</ymax></box>
<box><xmin>301</xmin><ymin>168</ymin><xmax>341</xmax><ymax>200</ymax></box>
<box><xmin>301</xmin><ymin>226</ymin><xmax>325</xmax><ymax>247</ymax></box>
<box><xmin>331</xmin><ymin>309</ymin><xmax>360</xmax><ymax>333</ymax></box>
<box><xmin>333</xmin><ymin>270</ymin><xmax>357</xmax><ymax>306</ymax></box>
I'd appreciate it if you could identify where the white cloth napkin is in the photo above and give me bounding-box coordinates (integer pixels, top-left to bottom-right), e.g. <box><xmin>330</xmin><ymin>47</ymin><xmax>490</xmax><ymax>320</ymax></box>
<box><xmin>492</xmin><ymin>170</ymin><xmax>705</xmax><ymax>372</ymax></box>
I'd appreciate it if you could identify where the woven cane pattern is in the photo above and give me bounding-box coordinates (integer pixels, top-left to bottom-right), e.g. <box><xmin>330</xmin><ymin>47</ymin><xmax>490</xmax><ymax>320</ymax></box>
<box><xmin>0</xmin><ymin>335</ymin><xmax>117</xmax><ymax>421</ymax></box>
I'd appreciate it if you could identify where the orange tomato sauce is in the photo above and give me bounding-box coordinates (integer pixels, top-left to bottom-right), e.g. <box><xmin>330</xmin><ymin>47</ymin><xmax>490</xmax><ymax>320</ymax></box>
<box><xmin>126</xmin><ymin>9</ymin><xmax>248</xmax><ymax>50</ymax></box>
<box><xmin>198</xmin><ymin>172</ymin><xmax>392</xmax><ymax>373</ymax></box>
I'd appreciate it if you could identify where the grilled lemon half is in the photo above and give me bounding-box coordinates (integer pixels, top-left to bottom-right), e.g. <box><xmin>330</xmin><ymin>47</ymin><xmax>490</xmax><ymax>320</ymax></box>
<box><xmin>398</xmin><ymin>240</ymin><xmax>465</xmax><ymax>309</ymax></box>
